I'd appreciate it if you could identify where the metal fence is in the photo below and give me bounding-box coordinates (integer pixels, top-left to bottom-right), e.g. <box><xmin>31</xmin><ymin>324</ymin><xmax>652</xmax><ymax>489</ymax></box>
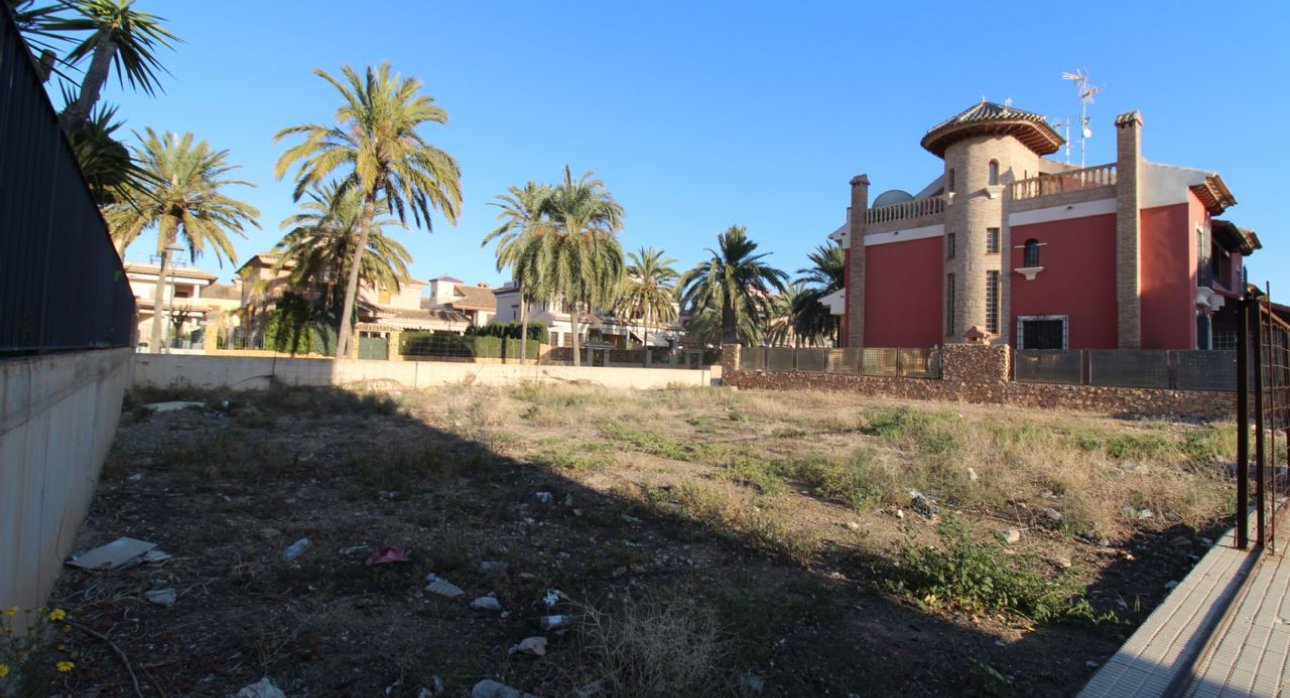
<box><xmin>0</xmin><ymin>7</ymin><xmax>135</xmax><ymax>353</ymax></box>
<box><xmin>740</xmin><ymin>346</ymin><xmax>942</xmax><ymax>379</ymax></box>
<box><xmin>1013</xmin><ymin>349</ymin><xmax>1237</xmax><ymax>391</ymax></box>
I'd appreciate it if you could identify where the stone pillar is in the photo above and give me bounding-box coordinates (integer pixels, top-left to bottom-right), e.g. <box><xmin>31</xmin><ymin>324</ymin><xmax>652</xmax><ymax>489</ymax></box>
<box><xmin>388</xmin><ymin>331</ymin><xmax>403</xmax><ymax>361</ymax></box>
<box><xmin>846</xmin><ymin>175</ymin><xmax>870</xmax><ymax>348</ymax></box>
<box><xmin>203</xmin><ymin>311</ymin><xmax>220</xmax><ymax>353</ymax></box>
<box><xmin>1115</xmin><ymin>111</ymin><xmax>1144</xmax><ymax>348</ymax></box>
<box><xmin>941</xmin><ymin>343</ymin><xmax>1011</xmax><ymax>384</ymax></box>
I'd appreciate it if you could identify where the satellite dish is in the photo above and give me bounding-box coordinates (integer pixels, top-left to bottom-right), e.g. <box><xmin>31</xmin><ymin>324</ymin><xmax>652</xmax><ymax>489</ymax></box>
<box><xmin>872</xmin><ymin>189</ymin><xmax>915</xmax><ymax>208</ymax></box>
<box><xmin>1082</xmin><ymin>127</ymin><xmax>1093</xmax><ymax>138</ymax></box>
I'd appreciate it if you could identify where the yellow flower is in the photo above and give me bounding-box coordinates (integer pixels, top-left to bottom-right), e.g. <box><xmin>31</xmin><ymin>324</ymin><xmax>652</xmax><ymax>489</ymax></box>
<box><xmin>56</xmin><ymin>661</ymin><xmax>74</xmax><ymax>673</ymax></box>
<box><xmin>48</xmin><ymin>608</ymin><xmax>67</xmax><ymax>622</ymax></box>
<box><xmin>0</xmin><ymin>663</ymin><xmax>10</xmax><ymax>678</ymax></box>
<box><xmin>3</xmin><ymin>606</ymin><xmax>17</xmax><ymax>617</ymax></box>
<box><xmin>62</xmin><ymin>624</ymin><xmax>72</xmax><ymax>634</ymax></box>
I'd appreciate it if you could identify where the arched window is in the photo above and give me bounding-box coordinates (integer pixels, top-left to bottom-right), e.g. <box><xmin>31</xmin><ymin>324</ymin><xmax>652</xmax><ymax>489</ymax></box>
<box><xmin>947</xmin><ymin>168</ymin><xmax>956</xmax><ymax>193</ymax></box>
<box><xmin>988</xmin><ymin>160</ymin><xmax>1000</xmax><ymax>186</ymax></box>
<box><xmin>1024</xmin><ymin>239</ymin><xmax>1041</xmax><ymax>268</ymax></box>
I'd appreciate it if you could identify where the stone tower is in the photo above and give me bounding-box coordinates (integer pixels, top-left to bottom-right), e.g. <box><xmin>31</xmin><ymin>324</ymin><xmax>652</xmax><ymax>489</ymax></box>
<box><xmin>920</xmin><ymin>102</ymin><xmax>1063</xmax><ymax>343</ymax></box>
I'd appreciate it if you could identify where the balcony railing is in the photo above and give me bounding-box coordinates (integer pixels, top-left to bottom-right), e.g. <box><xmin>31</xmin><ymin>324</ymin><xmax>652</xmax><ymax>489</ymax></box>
<box><xmin>1011</xmin><ymin>163</ymin><xmax>1117</xmax><ymax>201</ymax></box>
<box><xmin>865</xmin><ymin>196</ymin><xmax>946</xmax><ymax>225</ymax></box>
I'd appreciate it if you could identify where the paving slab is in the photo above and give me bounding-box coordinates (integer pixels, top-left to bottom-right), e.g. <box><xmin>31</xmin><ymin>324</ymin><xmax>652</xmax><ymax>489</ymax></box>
<box><xmin>1079</xmin><ymin>526</ymin><xmax>1259</xmax><ymax>698</ymax></box>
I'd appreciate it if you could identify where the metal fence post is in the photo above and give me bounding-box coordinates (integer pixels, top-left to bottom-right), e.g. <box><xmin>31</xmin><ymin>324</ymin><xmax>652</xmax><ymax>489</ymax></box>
<box><xmin>1255</xmin><ymin>298</ymin><xmax>1267</xmax><ymax>547</ymax></box>
<box><xmin>1236</xmin><ymin>293</ymin><xmax>1250</xmax><ymax>549</ymax></box>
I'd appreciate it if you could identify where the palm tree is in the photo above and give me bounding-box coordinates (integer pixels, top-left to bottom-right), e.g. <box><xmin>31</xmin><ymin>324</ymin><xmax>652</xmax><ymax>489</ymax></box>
<box><xmin>48</xmin><ymin>0</ymin><xmax>178</xmax><ymax>134</ymax></box>
<box><xmin>764</xmin><ymin>283</ymin><xmax>805</xmax><ymax>348</ymax></box>
<box><xmin>104</xmin><ymin>128</ymin><xmax>259</xmax><ymax>352</ymax></box>
<box><xmin>274</xmin><ymin>62</ymin><xmax>462</xmax><ymax>359</ymax></box>
<box><xmin>483</xmin><ymin>182</ymin><xmax>552</xmax><ymax>365</ymax></box>
<box><xmin>792</xmin><ymin>243</ymin><xmax>846</xmax><ymax>346</ymax></box>
<box><xmin>618</xmin><ymin>247</ymin><xmax>679</xmax><ymax>365</ymax></box>
<box><xmin>679</xmin><ymin>225</ymin><xmax>788</xmax><ymax>346</ymax></box>
<box><xmin>515</xmin><ymin>167</ymin><xmax>624</xmax><ymax>367</ymax></box>
<box><xmin>275</xmin><ymin>182</ymin><xmax>412</xmax><ymax>314</ymax></box>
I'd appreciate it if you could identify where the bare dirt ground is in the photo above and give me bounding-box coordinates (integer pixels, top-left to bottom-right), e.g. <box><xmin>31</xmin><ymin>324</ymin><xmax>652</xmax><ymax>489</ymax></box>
<box><xmin>44</xmin><ymin>383</ymin><xmax>1235</xmax><ymax>697</ymax></box>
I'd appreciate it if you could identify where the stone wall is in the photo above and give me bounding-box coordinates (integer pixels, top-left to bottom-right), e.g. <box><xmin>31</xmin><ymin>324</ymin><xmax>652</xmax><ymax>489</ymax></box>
<box><xmin>720</xmin><ymin>344</ymin><xmax>1233</xmax><ymax>421</ymax></box>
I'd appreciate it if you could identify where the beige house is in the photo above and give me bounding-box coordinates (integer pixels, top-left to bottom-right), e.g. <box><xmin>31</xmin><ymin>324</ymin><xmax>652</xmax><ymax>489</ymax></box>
<box><xmin>234</xmin><ymin>252</ymin><xmax>470</xmax><ymax>345</ymax></box>
<box><xmin>426</xmin><ymin>276</ymin><xmax>498</xmax><ymax>327</ymax></box>
<box><xmin>492</xmin><ymin>282</ymin><xmax>681</xmax><ymax>350</ymax></box>
<box><xmin>124</xmin><ymin>262</ymin><xmax>226</xmax><ymax>349</ymax></box>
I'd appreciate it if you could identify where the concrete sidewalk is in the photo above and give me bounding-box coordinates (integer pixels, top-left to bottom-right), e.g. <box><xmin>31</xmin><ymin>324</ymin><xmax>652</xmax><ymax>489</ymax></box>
<box><xmin>1183</xmin><ymin>538</ymin><xmax>1290</xmax><ymax>697</ymax></box>
<box><xmin>1080</xmin><ymin>520</ymin><xmax>1290</xmax><ymax>698</ymax></box>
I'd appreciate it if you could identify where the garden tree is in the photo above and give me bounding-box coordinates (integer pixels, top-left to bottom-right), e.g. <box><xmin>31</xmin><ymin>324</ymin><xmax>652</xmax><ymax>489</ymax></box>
<box><xmin>514</xmin><ymin>166</ymin><xmax>625</xmax><ymax>367</ymax></box>
<box><xmin>104</xmin><ymin>129</ymin><xmax>259</xmax><ymax>352</ymax></box>
<box><xmin>66</xmin><ymin>104</ymin><xmax>138</xmax><ymax>204</ymax></box>
<box><xmin>275</xmin><ymin>62</ymin><xmax>462</xmax><ymax>359</ymax></box>
<box><xmin>47</xmin><ymin>0</ymin><xmax>178</xmax><ymax>134</ymax></box>
<box><xmin>683</xmin><ymin>302</ymin><xmax>759</xmax><ymax>347</ymax></box>
<box><xmin>482</xmin><ymin>181</ymin><xmax>553</xmax><ymax>366</ymax></box>
<box><xmin>791</xmin><ymin>243</ymin><xmax>846</xmax><ymax>346</ymax></box>
<box><xmin>617</xmin><ymin>246</ymin><xmax>679</xmax><ymax>365</ymax></box>
<box><xmin>10</xmin><ymin>0</ymin><xmax>176</xmax><ymax>205</ymax></box>
<box><xmin>764</xmin><ymin>283</ymin><xmax>806</xmax><ymax>348</ymax></box>
<box><xmin>275</xmin><ymin>182</ymin><xmax>412</xmax><ymax>315</ymax></box>
<box><xmin>679</xmin><ymin>225</ymin><xmax>787</xmax><ymax>346</ymax></box>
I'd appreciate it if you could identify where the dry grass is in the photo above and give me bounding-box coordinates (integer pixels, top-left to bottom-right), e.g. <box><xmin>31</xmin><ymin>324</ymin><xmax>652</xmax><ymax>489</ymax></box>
<box><xmin>579</xmin><ymin>593</ymin><xmax>731</xmax><ymax>697</ymax></box>
<box><xmin>406</xmin><ymin>384</ymin><xmax>1233</xmax><ymax>540</ymax></box>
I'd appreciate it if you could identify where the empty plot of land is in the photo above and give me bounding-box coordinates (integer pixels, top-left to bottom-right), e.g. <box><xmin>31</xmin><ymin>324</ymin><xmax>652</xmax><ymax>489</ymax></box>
<box><xmin>42</xmin><ymin>384</ymin><xmax>1237</xmax><ymax>696</ymax></box>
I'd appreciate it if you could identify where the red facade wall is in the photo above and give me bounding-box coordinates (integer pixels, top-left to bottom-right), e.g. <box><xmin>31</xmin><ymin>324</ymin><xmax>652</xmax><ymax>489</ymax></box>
<box><xmin>863</xmin><ymin>236</ymin><xmax>942</xmax><ymax>348</ymax></box>
<box><xmin>1009</xmin><ymin>213</ymin><xmax>1118</xmax><ymax>349</ymax></box>
<box><xmin>1140</xmin><ymin>201</ymin><xmax>1197</xmax><ymax>349</ymax></box>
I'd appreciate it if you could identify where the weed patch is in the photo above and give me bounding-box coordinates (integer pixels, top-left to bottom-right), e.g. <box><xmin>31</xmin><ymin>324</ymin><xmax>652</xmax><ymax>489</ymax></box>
<box><xmin>889</xmin><ymin>515</ymin><xmax>1106</xmax><ymax>624</ymax></box>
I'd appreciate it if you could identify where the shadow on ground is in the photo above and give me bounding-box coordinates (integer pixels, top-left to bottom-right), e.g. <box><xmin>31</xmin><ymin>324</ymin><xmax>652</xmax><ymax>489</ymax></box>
<box><xmin>43</xmin><ymin>384</ymin><xmax>1229</xmax><ymax>697</ymax></box>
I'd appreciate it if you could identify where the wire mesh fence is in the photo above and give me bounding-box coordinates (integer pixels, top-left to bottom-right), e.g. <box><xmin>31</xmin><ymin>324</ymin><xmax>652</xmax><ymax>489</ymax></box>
<box><xmin>739</xmin><ymin>347</ymin><xmax>942</xmax><ymax>378</ymax></box>
<box><xmin>1013</xmin><ymin>350</ymin><xmax>1083</xmax><ymax>384</ymax></box>
<box><xmin>1013</xmin><ymin>349</ymin><xmax>1237</xmax><ymax>391</ymax></box>
<box><xmin>1088</xmin><ymin>350</ymin><xmax>1171</xmax><ymax>388</ymax></box>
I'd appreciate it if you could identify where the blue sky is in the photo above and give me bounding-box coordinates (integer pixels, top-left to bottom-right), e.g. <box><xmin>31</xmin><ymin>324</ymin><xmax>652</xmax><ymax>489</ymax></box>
<box><xmin>103</xmin><ymin>1</ymin><xmax>1286</xmax><ymax>294</ymax></box>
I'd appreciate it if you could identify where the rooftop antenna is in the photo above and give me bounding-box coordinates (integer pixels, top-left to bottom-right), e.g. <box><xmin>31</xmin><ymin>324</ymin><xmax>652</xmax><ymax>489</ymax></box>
<box><xmin>1061</xmin><ymin>68</ymin><xmax>1102</xmax><ymax>168</ymax></box>
<box><xmin>1050</xmin><ymin>117</ymin><xmax>1072</xmax><ymax>164</ymax></box>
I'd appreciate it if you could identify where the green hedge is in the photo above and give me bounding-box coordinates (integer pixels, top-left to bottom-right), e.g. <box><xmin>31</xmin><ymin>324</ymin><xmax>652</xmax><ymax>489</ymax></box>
<box><xmin>466</xmin><ymin>321</ymin><xmax>549</xmax><ymax>344</ymax></box>
<box><xmin>400</xmin><ymin>332</ymin><xmax>539</xmax><ymax>360</ymax></box>
<box><xmin>262</xmin><ymin>294</ymin><xmax>337</xmax><ymax>356</ymax></box>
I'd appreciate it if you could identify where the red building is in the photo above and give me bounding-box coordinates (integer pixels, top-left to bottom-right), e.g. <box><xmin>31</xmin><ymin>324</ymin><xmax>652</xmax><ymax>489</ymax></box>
<box><xmin>832</xmin><ymin>102</ymin><xmax>1261</xmax><ymax>350</ymax></box>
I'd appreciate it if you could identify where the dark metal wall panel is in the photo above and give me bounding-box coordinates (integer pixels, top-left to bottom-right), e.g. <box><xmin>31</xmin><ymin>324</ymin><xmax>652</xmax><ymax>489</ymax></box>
<box><xmin>0</xmin><ymin>6</ymin><xmax>135</xmax><ymax>353</ymax></box>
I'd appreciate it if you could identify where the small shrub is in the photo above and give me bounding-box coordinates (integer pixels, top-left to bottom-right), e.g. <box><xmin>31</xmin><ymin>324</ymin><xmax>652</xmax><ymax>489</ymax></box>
<box><xmin>1105</xmin><ymin>431</ymin><xmax>1171</xmax><ymax>461</ymax></box>
<box><xmin>890</xmin><ymin>515</ymin><xmax>1100</xmax><ymax>624</ymax></box>
<box><xmin>792</xmin><ymin>450</ymin><xmax>891</xmax><ymax>510</ymax></box>
<box><xmin>721</xmin><ymin>454</ymin><xmax>786</xmax><ymax>495</ymax></box>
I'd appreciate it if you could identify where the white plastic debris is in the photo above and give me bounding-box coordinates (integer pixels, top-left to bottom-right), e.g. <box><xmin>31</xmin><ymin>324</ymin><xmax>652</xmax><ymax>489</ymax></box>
<box><xmin>282</xmin><ymin>538</ymin><xmax>313</xmax><ymax>561</ymax></box>
<box><xmin>508</xmin><ymin>636</ymin><xmax>547</xmax><ymax>657</ymax></box>
<box><xmin>235</xmin><ymin>677</ymin><xmax>287</xmax><ymax>698</ymax></box>
<box><xmin>143</xmin><ymin>401</ymin><xmax>205</xmax><ymax>412</ymax></box>
<box><xmin>425</xmin><ymin>574</ymin><xmax>465</xmax><ymax>598</ymax></box>
<box><xmin>68</xmin><ymin>537</ymin><xmax>157</xmax><ymax>571</ymax></box>
<box><xmin>144</xmin><ymin>588</ymin><xmax>177</xmax><ymax>607</ymax></box>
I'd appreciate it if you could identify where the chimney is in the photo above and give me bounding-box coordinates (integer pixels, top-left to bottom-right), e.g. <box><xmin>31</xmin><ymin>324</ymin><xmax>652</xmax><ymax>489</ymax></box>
<box><xmin>1114</xmin><ymin>111</ymin><xmax>1143</xmax><ymax>348</ymax></box>
<box><xmin>847</xmin><ymin>175</ymin><xmax>870</xmax><ymax>348</ymax></box>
